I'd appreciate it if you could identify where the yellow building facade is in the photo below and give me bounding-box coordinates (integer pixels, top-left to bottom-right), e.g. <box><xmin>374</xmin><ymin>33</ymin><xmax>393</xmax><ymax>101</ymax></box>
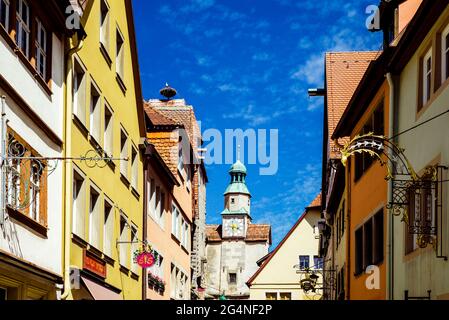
<box><xmin>61</xmin><ymin>0</ymin><xmax>146</xmax><ymax>300</ymax></box>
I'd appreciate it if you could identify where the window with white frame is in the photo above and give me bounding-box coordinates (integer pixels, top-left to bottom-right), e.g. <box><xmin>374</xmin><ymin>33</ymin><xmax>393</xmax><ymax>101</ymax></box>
<box><xmin>280</xmin><ymin>293</ymin><xmax>292</xmax><ymax>300</ymax></box>
<box><xmin>15</xmin><ymin>0</ymin><xmax>30</xmax><ymax>57</ymax></box>
<box><xmin>159</xmin><ymin>192</ymin><xmax>165</xmax><ymax>228</ymax></box>
<box><xmin>89</xmin><ymin>84</ymin><xmax>101</xmax><ymax>144</ymax></box>
<box><xmin>171</xmin><ymin>266</ymin><xmax>188</xmax><ymax>300</ymax></box>
<box><xmin>177</xmin><ymin>139</ymin><xmax>183</xmax><ymax>174</ymax></box>
<box><xmin>73</xmin><ymin>170</ymin><xmax>86</xmax><ymax>239</ymax></box>
<box><xmin>116</xmin><ymin>28</ymin><xmax>125</xmax><ymax>80</ymax></box>
<box><xmin>119</xmin><ymin>213</ymin><xmax>128</xmax><ymax>267</ymax></box>
<box><xmin>28</xmin><ymin>161</ymin><xmax>41</xmax><ymax>223</ymax></box>
<box><xmin>120</xmin><ymin>129</ymin><xmax>128</xmax><ymax>178</ymax></box>
<box><xmin>170</xmin><ymin>264</ymin><xmax>177</xmax><ymax>298</ymax></box>
<box><xmin>1</xmin><ymin>0</ymin><xmax>52</xmax><ymax>82</ymax></box>
<box><xmin>265</xmin><ymin>292</ymin><xmax>277</xmax><ymax>300</ymax></box>
<box><xmin>103</xmin><ymin>199</ymin><xmax>114</xmax><ymax>257</ymax></box>
<box><xmin>186</xmin><ymin>165</ymin><xmax>191</xmax><ymax>192</ymax></box>
<box><xmin>155</xmin><ymin>186</ymin><xmax>161</xmax><ymax>219</ymax></box>
<box><xmin>149</xmin><ymin>250</ymin><xmax>164</xmax><ymax>278</ymax></box>
<box><xmin>299</xmin><ymin>255</ymin><xmax>309</xmax><ymax>270</ymax></box>
<box><xmin>313</xmin><ymin>255</ymin><xmax>324</xmax><ymax>269</ymax></box>
<box><xmin>422</xmin><ymin>48</ymin><xmax>432</xmax><ymax>106</ymax></box>
<box><xmin>442</xmin><ymin>24</ymin><xmax>449</xmax><ymax>83</ymax></box>
<box><xmin>181</xmin><ymin>220</ymin><xmax>189</xmax><ymax>249</ymax></box>
<box><xmin>0</xmin><ymin>0</ymin><xmax>10</xmax><ymax>30</ymax></box>
<box><xmin>131</xmin><ymin>146</ymin><xmax>138</xmax><ymax>190</ymax></box>
<box><xmin>104</xmin><ymin>104</ymin><xmax>113</xmax><ymax>157</ymax></box>
<box><xmin>406</xmin><ymin>180</ymin><xmax>436</xmax><ymax>254</ymax></box>
<box><xmin>73</xmin><ymin>59</ymin><xmax>87</xmax><ymax>125</ymax></box>
<box><xmin>35</xmin><ymin>19</ymin><xmax>47</xmax><ymax>79</ymax></box>
<box><xmin>99</xmin><ymin>0</ymin><xmax>110</xmax><ymax>51</ymax></box>
<box><xmin>131</xmin><ymin>224</ymin><xmax>139</xmax><ymax>274</ymax></box>
<box><xmin>148</xmin><ymin>178</ymin><xmax>155</xmax><ymax>216</ymax></box>
<box><xmin>180</xmin><ymin>219</ymin><xmax>185</xmax><ymax>247</ymax></box>
<box><xmin>5</xmin><ymin>130</ymin><xmax>47</xmax><ymax>227</ymax></box>
<box><xmin>171</xmin><ymin>203</ymin><xmax>180</xmax><ymax>239</ymax></box>
<box><xmin>89</xmin><ymin>186</ymin><xmax>101</xmax><ymax>249</ymax></box>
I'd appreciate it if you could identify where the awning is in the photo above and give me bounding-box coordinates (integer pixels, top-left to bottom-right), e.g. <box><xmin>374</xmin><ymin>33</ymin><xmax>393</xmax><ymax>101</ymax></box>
<box><xmin>81</xmin><ymin>276</ymin><xmax>122</xmax><ymax>300</ymax></box>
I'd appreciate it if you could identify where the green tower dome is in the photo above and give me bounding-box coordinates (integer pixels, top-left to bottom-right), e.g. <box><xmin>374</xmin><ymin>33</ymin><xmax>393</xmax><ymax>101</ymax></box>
<box><xmin>224</xmin><ymin>160</ymin><xmax>251</xmax><ymax>196</ymax></box>
<box><xmin>229</xmin><ymin>160</ymin><xmax>247</xmax><ymax>174</ymax></box>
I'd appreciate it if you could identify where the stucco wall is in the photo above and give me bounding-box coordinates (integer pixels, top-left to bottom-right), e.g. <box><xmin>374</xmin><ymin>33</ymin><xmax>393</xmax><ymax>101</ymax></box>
<box><xmin>393</xmin><ymin>7</ymin><xmax>449</xmax><ymax>300</ymax></box>
<box><xmin>206</xmin><ymin>240</ymin><xmax>268</xmax><ymax>298</ymax></box>
<box><xmin>145</xmin><ymin>164</ymin><xmax>191</xmax><ymax>300</ymax></box>
<box><xmin>348</xmin><ymin>82</ymin><xmax>389</xmax><ymax>300</ymax></box>
<box><xmin>249</xmin><ymin>209</ymin><xmax>322</xmax><ymax>300</ymax></box>
<box><xmin>0</xmin><ymin>32</ymin><xmax>65</xmax><ymax>276</ymax></box>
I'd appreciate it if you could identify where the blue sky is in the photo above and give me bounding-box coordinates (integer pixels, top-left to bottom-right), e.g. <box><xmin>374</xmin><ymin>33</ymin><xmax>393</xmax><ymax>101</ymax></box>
<box><xmin>134</xmin><ymin>0</ymin><xmax>382</xmax><ymax>247</ymax></box>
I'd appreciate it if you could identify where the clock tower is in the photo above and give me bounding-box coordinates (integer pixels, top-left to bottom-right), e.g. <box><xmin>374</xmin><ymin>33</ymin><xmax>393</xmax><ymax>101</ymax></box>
<box><xmin>205</xmin><ymin>158</ymin><xmax>271</xmax><ymax>299</ymax></box>
<box><xmin>222</xmin><ymin>160</ymin><xmax>251</xmax><ymax>238</ymax></box>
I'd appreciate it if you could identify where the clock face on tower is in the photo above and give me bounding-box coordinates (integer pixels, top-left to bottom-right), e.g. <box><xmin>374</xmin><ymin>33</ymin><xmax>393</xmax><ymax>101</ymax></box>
<box><xmin>223</xmin><ymin>218</ymin><xmax>245</xmax><ymax>238</ymax></box>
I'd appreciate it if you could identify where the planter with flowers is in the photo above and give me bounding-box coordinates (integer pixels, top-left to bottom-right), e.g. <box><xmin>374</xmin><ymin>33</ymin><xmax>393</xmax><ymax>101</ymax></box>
<box><xmin>148</xmin><ymin>272</ymin><xmax>166</xmax><ymax>294</ymax></box>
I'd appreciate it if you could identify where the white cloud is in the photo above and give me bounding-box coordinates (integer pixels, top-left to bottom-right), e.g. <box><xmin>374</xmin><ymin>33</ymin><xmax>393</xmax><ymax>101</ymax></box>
<box><xmin>252</xmin><ymin>52</ymin><xmax>270</xmax><ymax>61</ymax></box>
<box><xmin>196</xmin><ymin>55</ymin><xmax>214</xmax><ymax>67</ymax></box>
<box><xmin>307</xmin><ymin>98</ymin><xmax>323</xmax><ymax>111</ymax></box>
<box><xmin>298</xmin><ymin>37</ymin><xmax>312</xmax><ymax>49</ymax></box>
<box><xmin>251</xmin><ymin>163</ymin><xmax>322</xmax><ymax>245</ymax></box>
<box><xmin>290</xmin><ymin>22</ymin><xmax>301</xmax><ymax>30</ymax></box>
<box><xmin>204</xmin><ymin>28</ymin><xmax>223</xmax><ymax>38</ymax></box>
<box><xmin>290</xmin><ymin>54</ymin><xmax>324</xmax><ymax>86</ymax></box>
<box><xmin>217</xmin><ymin>83</ymin><xmax>249</xmax><ymax>93</ymax></box>
<box><xmin>222</xmin><ymin>104</ymin><xmax>270</xmax><ymax>126</ymax></box>
<box><xmin>159</xmin><ymin>5</ymin><xmax>171</xmax><ymax>15</ymax></box>
<box><xmin>181</xmin><ymin>0</ymin><xmax>216</xmax><ymax>13</ymax></box>
<box><xmin>255</xmin><ymin>20</ymin><xmax>270</xmax><ymax>29</ymax></box>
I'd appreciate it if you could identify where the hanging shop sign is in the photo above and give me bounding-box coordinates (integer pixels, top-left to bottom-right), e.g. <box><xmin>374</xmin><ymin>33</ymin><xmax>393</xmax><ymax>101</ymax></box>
<box><xmin>83</xmin><ymin>250</ymin><xmax>107</xmax><ymax>278</ymax></box>
<box><xmin>133</xmin><ymin>247</ymin><xmax>157</xmax><ymax>268</ymax></box>
<box><xmin>339</xmin><ymin>133</ymin><xmax>448</xmax><ymax>257</ymax></box>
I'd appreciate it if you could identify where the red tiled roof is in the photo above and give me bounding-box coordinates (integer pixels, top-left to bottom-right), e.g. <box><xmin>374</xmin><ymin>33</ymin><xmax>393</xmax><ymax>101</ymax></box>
<box><xmin>326</xmin><ymin>51</ymin><xmax>379</xmax><ymax>158</ymax></box>
<box><xmin>144</xmin><ymin>99</ymin><xmax>204</xmax><ymax>176</ymax></box>
<box><xmin>143</xmin><ymin>103</ymin><xmax>181</xmax><ymax>127</ymax></box>
<box><xmin>145</xmin><ymin>99</ymin><xmax>202</xmax><ymax>150</ymax></box>
<box><xmin>206</xmin><ymin>225</ymin><xmax>221</xmax><ymax>242</ymax></box>
<box><xmin>246</xmin><ymin>224</ymin><xmax>271</xmax><ymax>243</ymax></box>
<box><xmin>307</xmin><ymin>193</ymin><xmax>322</xmax><ymax>209</ymax></box>
<box><xmin>246</xmin><ymin>210</ymin><xmax>310</xmax><ymax>287</ymax></box>
<box><xmin>206</xmin><ymin>224</ymin><xmax>272</xmax><ymax>244</ymax></box>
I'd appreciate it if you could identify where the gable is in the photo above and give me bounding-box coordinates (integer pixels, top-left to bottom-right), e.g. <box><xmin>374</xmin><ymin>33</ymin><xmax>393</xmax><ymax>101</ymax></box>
<box><xmin>247</xmin><ymin>209</ymin><xmax>321</xmax><ymax>286</ymax></box>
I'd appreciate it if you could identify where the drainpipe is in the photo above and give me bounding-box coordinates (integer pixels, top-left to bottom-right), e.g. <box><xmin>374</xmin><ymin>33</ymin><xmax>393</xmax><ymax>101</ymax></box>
<box><xmin>142</xmin><ymin>151</ymin><xmax>149</xmax><ymax>300</ymax></box>
<box><xmin>345</xmin><ymin>160</ymin><xmax>351</xmax><ymax>300</ymax></box>
<box><xmin>61</xmin><ymin>34</ymin><xmax>85</xmax><ymax>300</ymax></box>
<box><xmin>0</xmin><ymin>96</ymin><xmax>6</xmax><ymax>226</ymax></box>
<box><xmin>386</xmin><ymin>72</ymin><xmax>395</xmax><ymax>300</ymax></box>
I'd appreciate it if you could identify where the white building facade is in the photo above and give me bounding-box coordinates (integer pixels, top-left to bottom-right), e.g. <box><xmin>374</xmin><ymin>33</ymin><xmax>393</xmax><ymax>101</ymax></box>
<box><xmin>0</xmin><ymin>0</ymin><xmax>72</xmax><ymax>300</ymax></box>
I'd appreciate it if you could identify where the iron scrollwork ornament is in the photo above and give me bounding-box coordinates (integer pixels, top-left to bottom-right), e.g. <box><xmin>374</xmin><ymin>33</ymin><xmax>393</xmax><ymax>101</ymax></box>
<box><xmin>339</xmin><ymin>133</ymin><xmax>445</xmax><ymax>250</ymax></box>
<box><xmin>5</xmin><ymin>135</ymin><xmax>57</xmax><ymax>212</ymax></box>
<box><xmin>4</xmin><ymin>134</ymin><xmax>124</xmax><ymax>213</ymax></box>
<box><xmin>295</xmin><ymin>261</ymin><xmax>335</xmax><ymax>300</ymax></box>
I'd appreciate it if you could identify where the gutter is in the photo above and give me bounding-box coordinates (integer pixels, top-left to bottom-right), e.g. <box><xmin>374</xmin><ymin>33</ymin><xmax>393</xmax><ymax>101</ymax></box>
<box><xmin>386</xmin><ymin>73</ymin><xmax>395</xmax><ymax>300</ymax></box>
<box><xmin>61</xmin><ymin>33</ymin><xmax>85</xmax><ymax>300</ymax></box>
<box><xmin>345</xmin><ymin>160</ymin><xmax>351</xmax><ymax>300</ymax></box>
<box><xmin>142</xmin><ymin>156</ymin><xmax>148</xmax><ymax>300</ymax></box>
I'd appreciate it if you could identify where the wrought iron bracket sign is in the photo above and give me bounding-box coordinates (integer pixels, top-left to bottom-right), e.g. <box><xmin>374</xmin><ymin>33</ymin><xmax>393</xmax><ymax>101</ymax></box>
<box><xmin>295</xmin><ymin>261</ymin><xmax>336</xmax><ymax>300</ymax></box>
<box><xmin>339</xmin><ymin>133</ymin><xmax>447</xmax><ymax>256</ymax></box>
<box><xmin>0</xmin><ymin>134</ymin><xmax>128</xmax><ymax>225</ymax></box>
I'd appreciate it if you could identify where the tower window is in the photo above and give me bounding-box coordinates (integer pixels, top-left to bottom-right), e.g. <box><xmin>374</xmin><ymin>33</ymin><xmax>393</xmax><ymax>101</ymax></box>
<box><xmin>229</xmin><ymin>273</ymin><xmax>237</xmax><ymax>285</ymax></box>
<box><xmin>231</xmin><ymin>198</ymin><xmax>235</xmax><ymax>204</ymax></box>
